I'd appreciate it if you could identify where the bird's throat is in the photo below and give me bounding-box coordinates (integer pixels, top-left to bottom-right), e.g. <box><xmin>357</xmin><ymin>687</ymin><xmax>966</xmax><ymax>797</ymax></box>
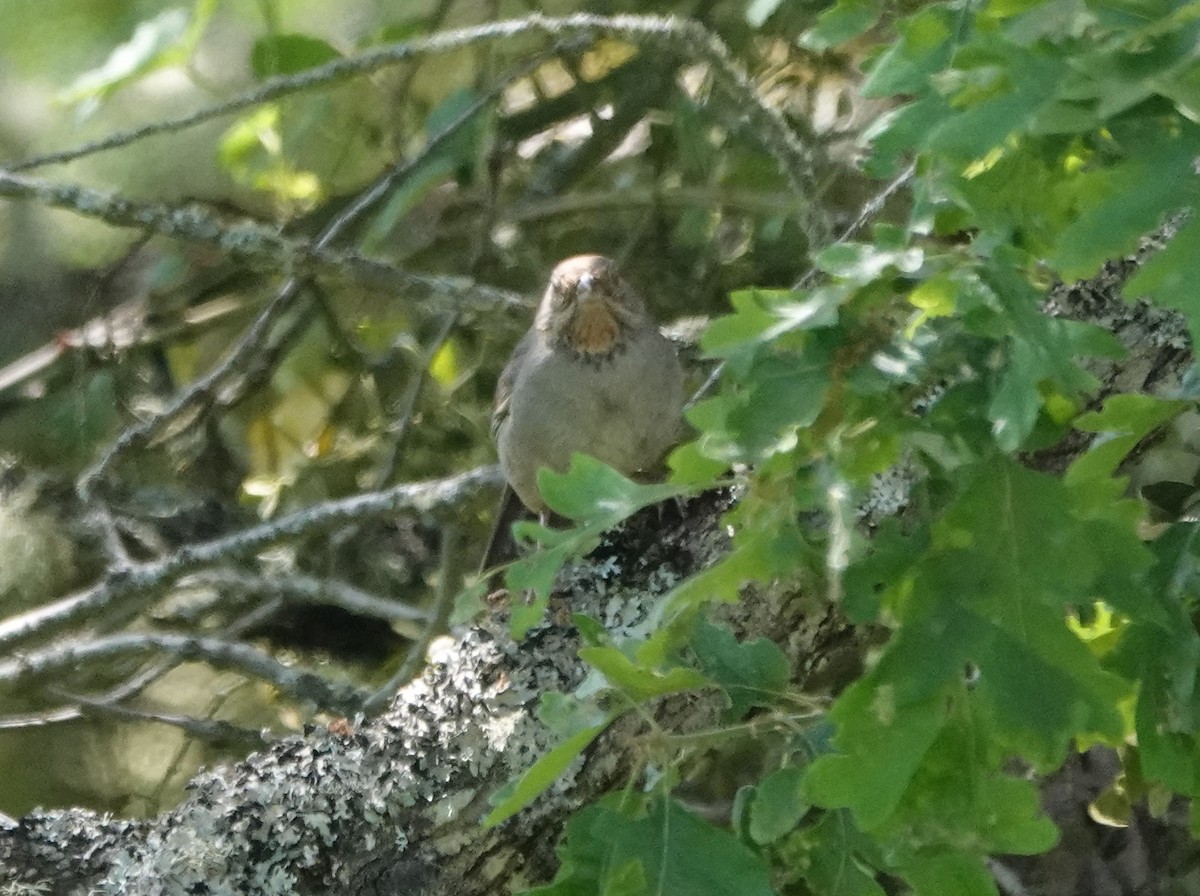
<box><xmin>570</xmin><ymin>301</ymin><xmax>620</xmax><ymax>355</ymax></box>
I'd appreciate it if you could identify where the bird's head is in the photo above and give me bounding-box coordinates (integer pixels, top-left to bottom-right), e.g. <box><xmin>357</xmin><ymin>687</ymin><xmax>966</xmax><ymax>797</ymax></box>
<box><xmin>535</xmin><ymin>255</ymin><xmax>648</xmax><ymax>356</ymax></box>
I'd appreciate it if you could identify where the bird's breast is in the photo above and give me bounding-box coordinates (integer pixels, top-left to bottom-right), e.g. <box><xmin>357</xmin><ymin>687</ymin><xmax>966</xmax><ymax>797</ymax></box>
<box><xmin>508</xmin><ymin>331</ymin><xmax>681</xmax><ymax>459</ymax></box>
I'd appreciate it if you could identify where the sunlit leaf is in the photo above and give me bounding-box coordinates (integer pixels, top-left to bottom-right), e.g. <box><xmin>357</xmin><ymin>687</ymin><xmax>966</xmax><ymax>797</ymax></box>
<box><xmin>60</xmin><ymin>8</ymin><xmax>192</xmax><ymax>108</ymax></box>
<box><xmin>485</xmin><ymin>721</ymin><xmax>612</xmax><ymax>827</ymax></box>
<box><xmin>578</xmin><ymin>646</ymin><xmax>708</xmax><ymax>700</ymax></box>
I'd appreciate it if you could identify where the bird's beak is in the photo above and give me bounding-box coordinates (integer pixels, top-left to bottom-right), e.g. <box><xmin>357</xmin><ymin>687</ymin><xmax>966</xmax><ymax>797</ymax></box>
<box><xmin>577</xmin><ymin>272</ymin><xmax>595</xmax><ymax>295</ymax></box>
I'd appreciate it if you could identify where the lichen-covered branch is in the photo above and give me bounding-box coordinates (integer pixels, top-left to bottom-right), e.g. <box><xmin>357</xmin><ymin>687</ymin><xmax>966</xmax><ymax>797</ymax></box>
<box><xmin>0</xmin><ymin>171</ymin><xmax>525</xmax><ymax>315</ymax></box>
<box><xmin>0</xmin><ymin>497</ymin><xmax>758</xmax><ymax>896</ymax></box>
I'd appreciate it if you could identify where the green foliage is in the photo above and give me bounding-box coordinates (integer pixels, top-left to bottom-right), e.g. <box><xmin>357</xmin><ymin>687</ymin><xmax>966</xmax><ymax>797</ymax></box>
<box><xmin>250</xmin><ymin>34</ymin><xmax>341</xmax><ymax>78</ymax></box>
<box><xmin>485</xmin><ymin>720</ymin><xmax>614</xmax><ymax>829</ymax></box>
<box><xmin>510</xmin><ymin>0</ymin><xmax>1200</xmax><ymax>891</ymax></box>
<box><xmin>59</xmin><ymin>1</ymin><xmax>217</xmax><ymax>110</ymax></box>
<box><xmin>504</xmin><ymin>455</ymin><xmax>689</xmax><ymax>638</ymax></box>
<box><xmin>689</xmin><ymin>618</ymin><xmax>789</xmax><ymax>721</ymax></box>
<box><xmin>528</xmin><ymin>794</ymin><xmax>775</xmax><ymax>896</ymax></box>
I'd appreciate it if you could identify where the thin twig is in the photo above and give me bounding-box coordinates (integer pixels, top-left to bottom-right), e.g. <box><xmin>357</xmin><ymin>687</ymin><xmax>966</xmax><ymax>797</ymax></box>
<box><xmin>0</xmin><ymin>632</ymin><xmax>367</xmax><ymax>715</ymax></box>
<box><xmin>374</xmin><ymin>312</ymin><xmax>461</xmax><ymax>488</ymax></box>
<box><xmin>795</xmin><ymin>161</ymin><xmax>916</xmax><ymax>290</ymax></box>
<box><xmin>0</xmin><ymin>464</ymin><xmax>502</xmax><ymax>652</ymax></box>
<box><xmin>144</xmin><ymin>685</ymin><xmax>255</xmax><ymax>815</ymax></box>
<box><xmin>61</xmin><ymin>691</ymin><xmax>268</xmax><ymax>748</ymax></box>
<box><xmin>0</xmin><ymin>598</ymin><xmax>286</xmax><ymax>732</ymax></box>
<box><xmin>8</xmin><ymin>13</ymin><xmax>817</xmax><ymax>199</ymax></box>
<box><xmin>73</xmin><ymin>62</ymin><xmax>528</xmax><ymax>500</ymax></box>
<box><xmin>184</xmin><ymin>569</ymin><xmax>432</xmax><ymax>638</ymax></box>
<box><xmin>362</xmin><ymin>524</ymin><xmax>461</xmax><ymax>713</ymax></box>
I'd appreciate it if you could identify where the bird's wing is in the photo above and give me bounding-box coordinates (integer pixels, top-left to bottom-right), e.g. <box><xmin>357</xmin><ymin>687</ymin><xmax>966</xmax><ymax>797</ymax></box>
<box><xmin>491</xmin><ymin>328</ymin><xmax>533</xmax><ymax>441</ymax></box>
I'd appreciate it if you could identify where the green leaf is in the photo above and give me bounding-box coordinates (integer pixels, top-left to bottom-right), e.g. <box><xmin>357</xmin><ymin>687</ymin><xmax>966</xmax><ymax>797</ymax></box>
<box><xmin>667</xmin><ymin>440</ymin><xmax>728</xmax><ymax>486</ymax></box>
<box><xmin>895</xmin><ymin>706</ymin><xmax>1060</xmax><ymax>854</ymax></box>
<box><xmin>862</xmin><ymin>97</ymin><xmax>949</xmax><ymax>176</ymax></box>
<box><xmin>578</xmin><ymin>646</ymin><xmax>708</xmax><ymax>701</ymax></box>
<box><xmin>801</xmin><ymin>0</ymin><xmax>883</xmax><ymax>49</ymax></box>
<box><xmin>527</xmin><ymin>796</ymin><xmax>776</xmax><ymax>896</ymax></box>
<box><xmin>485</xmin><ymin>721</ymin><xmax>612</xmax><ymax>827</ymax></box>
<box><xmin>661</xmin><ymin>531</ymin><xmax>787</xmax><ymax>619</ymax></box>
<box><xmin>506</xmin><ymin>525</ymin><xmax>581</xmax><ymax>639</ymax></box>
<box><xmin>968</xmin><ymin>614</ymin><xmax>1129</xmax><ymax>766</ymax></box>
<box><xmin>727</xmin><ymin>349</ymin><xmax>834</xmax><ymax>461</ymax></box>
<box><xmin>815</xmin><ymin>242</ymin><xmax>924</xmax><ymax>285</ymax></box>
<box><xmin>924</xmin><ymin>41</ymin><xmax>1068</xmax><ymax>160</ymax></box>
<box><xmin>748</xmin><ymin>766</ymin><xmax>809</xmax><ymax>844</ymax></box>
<box><xmin>1106</xmin><ymin>527</ymin><xmax>1200</xmax><ymax>795</ymax></box>
<box><xmin>60</xmin><ymin>8</ymin><xmax>192</xmax><ymax>107</ymax></box>
<box><xmin>251</xmin><ymin>33</ymin><xmax>341</xmax><ymax>78</ymax></box>
<box><xmin>988</xmin><ymin>338</ymin><xmax>1044</xmax><ymax>451</ymax></box>
<box><xmin>538</xmin><ymin>454</ymin><xmax>685</xmax><ymax>525</ymax></box>
<box><xmin>842</xmin><ymin>519</ymin><xmax>927</xmax><ymax>624</ymax></box>
<box><xmin>689</xmin><ymin>618</ymin><xmax>789</xmax><ymax>720</ymax></box>
<box><xmin>934</xmin><ymin>457</ymin><xmax>1152</xmax><ymax>624</ymax></box>
<box><xmin>794</xmin><ymin>812</ymin><xmax>886</xmax><ymax>896</ymax></box>
<box><xmin>895</xmin><ymin>850</ymin><xmax>998</xmax><ymax>896</ymax></box>
<box><xmin>1068</xmin><ymin>394</ymin><xmax>1187</xmax><ymax>485</ymax></box>
<box><xmin>804</xmin><ymin>680</ymin><xmax>952</xmax><ymax>829</ymax></box>
<box><xmin>862</xmin><ymin>6</ymin><xmax>956</xmax><ymax>96</ymax></box>
<box><xmin>1052</xmin><ymin>128</ymin><xmax>1200</xmax><ymax>280</ymax></box>
<box><xmin>701</xmin><ymin>287</ymin><xmax>840</xmax><ymax>362</ymax></box>
<box><xmin>980</xmin><ymin>258</ymin><xmax>1106</xmax><ymax>451</ymax></box>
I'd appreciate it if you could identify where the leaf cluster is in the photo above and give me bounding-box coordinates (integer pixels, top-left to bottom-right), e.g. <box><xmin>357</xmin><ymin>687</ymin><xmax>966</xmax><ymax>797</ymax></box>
<box><xmin>487</xmin><ymin>1</ymin><xmax>1200</xmax><ymax>894</ymax></box>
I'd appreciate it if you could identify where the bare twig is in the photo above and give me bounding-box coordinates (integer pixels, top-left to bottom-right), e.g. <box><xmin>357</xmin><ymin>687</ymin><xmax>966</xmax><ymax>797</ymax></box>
<box><xmin>374</xmin><ymin>312</ymin><xmax>461</xmax><ymax>488</ymax></box>
<box><xmin>72</xmin><ymin>64</ymin><xmax>525</xmax><ymax>500</ymax></box>
<box><xmin>9</xmin><ymin>14</ymin><xmax>817</xmax><ymax>198</ymax></box>
<box><xmin>362</xmin><ymin>524</ymin><xmax>461</xmax><ymax>713</ymax></box>
<box><xmin>184</xmin><ymin>569</ymin><xmax>432</xmax><ymax>639</ymax></box>
<box><xmin>795</xmin><ymin>160</ymin><xmax>916</xmax><ymax>290</ymax></box>
<box><xmin>0</xmin><ymin>464</ymin><xmax>502</xmax><ymax>652</ymax></box>
<box><xmin>57</xmin><ymin>692</ymin><xmax>268</xmax><ymax>749</ymax></box>
<box><xmin>0</xmin><ymin>598</ymin><xmax>286</xmax><ymax>732</ymax></box>
<box><xmin>144</xmin><ymin>685</ymin><xmax>255</xmax><ymax>813</ymax></box>
<box><xmin>0</xmin><ymin>632</ymin><xmax>367</xmax><ymax>715</ymax></box>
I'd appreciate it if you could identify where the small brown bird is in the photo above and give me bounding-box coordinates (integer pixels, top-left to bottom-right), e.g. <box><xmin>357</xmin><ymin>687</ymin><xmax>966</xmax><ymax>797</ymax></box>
<box><xmin>482</xmin><ymin>254</ymin><xmax>685</xmax><ymax>567</ymax></box>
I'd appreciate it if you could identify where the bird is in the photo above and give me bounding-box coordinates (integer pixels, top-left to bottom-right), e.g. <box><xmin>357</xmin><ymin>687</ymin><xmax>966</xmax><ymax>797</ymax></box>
<box><xmin>482</xmin><ymin>254</ymin><xmax>685</xmax><ymax>569</ymax></box>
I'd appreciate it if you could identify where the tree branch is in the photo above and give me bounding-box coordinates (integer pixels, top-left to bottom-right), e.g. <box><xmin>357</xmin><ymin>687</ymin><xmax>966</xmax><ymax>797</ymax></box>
<box><xmin>9</xmin><ymin>14</ymin><xmax>817</xmax><ymax>199</ymax></box>
<box><xmin>0</xmin><ymin>465</ymin><xmax>502</xmax><ymax>652</ymax></box>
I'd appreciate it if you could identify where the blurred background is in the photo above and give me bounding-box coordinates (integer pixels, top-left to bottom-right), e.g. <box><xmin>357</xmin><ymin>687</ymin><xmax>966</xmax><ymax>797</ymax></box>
<box><xmin>0</xmin><ymin>0</ymin><xmax>879</xmax><ymax>817</ymax></box>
